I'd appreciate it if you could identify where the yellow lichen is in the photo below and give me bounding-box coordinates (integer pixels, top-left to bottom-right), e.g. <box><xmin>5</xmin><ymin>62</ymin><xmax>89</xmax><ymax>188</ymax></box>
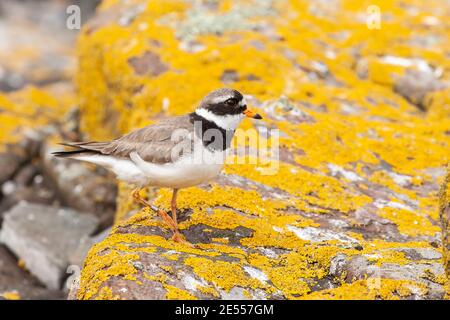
<box><xmin>302</xmin><ymin>279</ymin><xmax>428</xmax><ymax>300</ymax></box>
<box><xmin>74</xmin><ymin>0</ymin><xmax>450</xmax><ymax>300</ymax></box>
<box><xmin>184</xmin><ymin>257</ymin><xmax>266</xmax><ymax>292</ymax></box>
<box><xmin>95</xmin><ymin>287</ymin><xmax>120</xmax><ymax>300</ymax></box>
<box><xmin>164</xmin><ymin>284</ymin><xmax>197</xmax><ymax>300</ymax></box>
<box><xmin>0</xmin><ymin>291</ymin><xmax>21</xmax><ymax>300</ymax></box>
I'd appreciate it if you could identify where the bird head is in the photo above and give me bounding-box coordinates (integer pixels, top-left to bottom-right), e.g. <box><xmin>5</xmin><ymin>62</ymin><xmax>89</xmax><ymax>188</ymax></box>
<box><xmin>195</xmin><ymin>88</ymin><xmax>262</xmax><ymax>130</ymax></box>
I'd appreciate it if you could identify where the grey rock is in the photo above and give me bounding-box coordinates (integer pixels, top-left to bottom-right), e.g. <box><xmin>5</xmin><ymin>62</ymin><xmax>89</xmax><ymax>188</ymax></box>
<box><xmin>69</xmin><ymin>227</ymin><xmax>112</xmax><ymax>267</ymax></box>
<box><xmin>14</xmin><ymin>164</ymin><xmax>39</xmax><ymax>186</ymax></box>
<box><xmin>329</xmin><ymin>253</ymin><xmax>348</xmax><ymax>278</ymax></box>
<box><xmin>0</xmin><ymin>202</ymin><xmax>99</xmax><ymax>289</ymax></box>
<box><xmin>394</xmin><ymin>69</ymin><xmax>446</xmax><ymax>109</ymax></box>
<box><xmin>0</xmin><ymin>245</ymin><xmax>64</xmax><ymax>300</ymax></box>
<box><xmin>328</xmin><ymin>253</ymin><xmax>446</xmax><ymax>299</ymax></box>
<box><xmin>42</xmin><ymin>143</ymin><xmax>117</xmax><ymax>229</ymax></box>
<box><xmin>0</xmin><ymin>152</ymin><xmax>25</xmax><ymax>185</ymax></box>
<box><xmin>220</xmin><ymin>287</ymin><xmax>249</xmax><ymax>300</ymax></box>
<box><xmin>396</xmin><ymin>248</ymin><xmax>442</xmax><ymax>260</ymax></box>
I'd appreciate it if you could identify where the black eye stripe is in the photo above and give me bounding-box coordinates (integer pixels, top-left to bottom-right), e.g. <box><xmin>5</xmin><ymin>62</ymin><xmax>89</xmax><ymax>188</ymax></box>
<box><xmin>225</xmin><ymin>98</ymin><xmax>238</xmax><ymax>105</ymax></box>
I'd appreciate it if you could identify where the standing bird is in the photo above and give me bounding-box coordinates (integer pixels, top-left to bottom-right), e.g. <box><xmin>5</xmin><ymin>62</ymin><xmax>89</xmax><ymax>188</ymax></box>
<box><xmin>53</xmin><ymin>88</ymin><xmax>262</xmax><ymax>243</ymax></box>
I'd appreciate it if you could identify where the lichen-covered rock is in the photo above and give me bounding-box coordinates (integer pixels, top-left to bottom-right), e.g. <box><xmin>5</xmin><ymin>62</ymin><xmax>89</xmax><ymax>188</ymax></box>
<box><xmin>0</xmin><ymin>84</ymin><xmax>74</xmax><ymax>146</ymax></box>
<box><xmin>0</xmin><ymin>85</ymin><xmax>76</xmax><ymax>218</ymax></box>
<box><xmin>439</xmin><ymin>165</ymin><xmax>450</xmax><ymax>292</ymax></box>
<box><xmin>74</xmin><ymin>0</ymin><xmax>449</xmax><ymax>299</ymax></box>
<box><xmin>0</xmin><ymin>84</ymin><xmax>117</xmax><ymax>226</ymax></box>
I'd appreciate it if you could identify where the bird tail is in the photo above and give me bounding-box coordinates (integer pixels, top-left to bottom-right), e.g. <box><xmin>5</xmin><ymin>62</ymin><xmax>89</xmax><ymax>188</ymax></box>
<box><xmin>52</xmin><ymin>142</ymin><xmax>107</xmax><ymax>158</ymax></box>
<box><xmin>52</xmin><ymin>149</ymin><xmax>96</xmax><ymax>158</ymax></box>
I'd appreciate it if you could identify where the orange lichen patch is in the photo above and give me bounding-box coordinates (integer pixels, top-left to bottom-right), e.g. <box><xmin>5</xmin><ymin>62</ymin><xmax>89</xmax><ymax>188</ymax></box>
<box><xmin>164</xmin><ymin>284</ymin><xmax>197</xmax><ymax>300</ymax></box>
<box><xmin>197</xmin><ymin>285</ymin><xmax>220</xmax><ymax>298</ymax></box>
<box><xmin>17</xmin><ymin>259</ymin><xmax>27</xmax><ymax>270</ymax></box>
<box><xmin>427</xmin><ymin>89</ymin><xmax>450</xmax><ymax>120</ymax></box>
<box><xmin>225</xmin><ymin>160</ymin><xmax>372</xmax><ymax>214</ymax></box>
<box><xmin>0</xmin><ymin>291</ymin><xmax>21</xmax><ymax>300</ymax></box>
<box><xmin>302</xmin><ymin>279</ymin><xmax>428</xmax><ymax>300</ymax></box>
<box><xmin>439</xmin><ymin>164</ymin><xmax>450</xmax><ymax>279</ymax></box>
<box><xmin>184</xmin><ymin>257</ymin><xmax>266</xmax><ymax>292</ymax></box>
<box><xmin>143</xmin><ymin>272</ymin><xmax>167</xmax><ymax>284</ymax></box>
<box><xmin>156</xmin><ymin>186</ymin><xmax>287</xmax><ymax>218</ymax></box>
<box><xmin>363</xmin><ymin>249</ymin><xmax>409</xmax><ymax>267</ymax></box>
<box><xmin>77</xmin><ymin>230</ymin><xmax>209</xmax><ymax>300</ymax></box>
<box><xmin>77</xmin><ymin>249</ymin><xmax>139</xmax><ymax>300</ymax></box>
<box><xmin>378</xmin><ymin>207</ymin><xmax>440</xmax><ymax>238</ymax></box>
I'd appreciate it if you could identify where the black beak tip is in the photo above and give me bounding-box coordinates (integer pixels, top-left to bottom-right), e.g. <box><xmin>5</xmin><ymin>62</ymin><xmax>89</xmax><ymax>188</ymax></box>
<box><xmin>254</xmin><ymin>114</ymin><xmax>263</xmax><ymax>120</ymax></box>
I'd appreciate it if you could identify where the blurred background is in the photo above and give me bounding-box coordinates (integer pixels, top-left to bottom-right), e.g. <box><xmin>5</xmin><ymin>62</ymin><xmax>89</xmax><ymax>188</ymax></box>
<box><xmin>0</xmin><ymin>0</ymin><xmax>105</xmax><ymax>300</ymax></box>
<box><xmin>0</xmin><ymin>0</ymin><xmax>100</xmax><ymax>92</ymax></box>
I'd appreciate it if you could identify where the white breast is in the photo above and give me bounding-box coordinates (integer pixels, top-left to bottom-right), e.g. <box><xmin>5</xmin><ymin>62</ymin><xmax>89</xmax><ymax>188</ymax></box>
<box><xmin>73</xmin><ymin>154</ymin><xmax>150</xmax><ymax>187</ymax></box>
<box><xmin>72</xmin><ymin>141</ymin><xmax>226</xmax><ymax>189</ymax></box>
<box><xmin>129</xmin><ymin>143</ymin><xmax>225</xmax><ymax>189</ymax></box>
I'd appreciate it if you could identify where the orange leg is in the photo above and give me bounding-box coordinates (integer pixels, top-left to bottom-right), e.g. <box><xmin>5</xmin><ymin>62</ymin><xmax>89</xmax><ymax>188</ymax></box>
<box><xmin>132</xmin><ymin>188</ymin><xmax>188</xmax><ymax>244</ymax></box>
<box><xmin>132</xmin><ymin>188</ymin><xmax>177</xmax><ymax>231</ymax></box>
<box><xmin>171</xmin><ymin>189</ymin><xmax>179</xmax><ymax>228</ymax></box>
<box><xmin>169</xmin><ymin>188</ymin><xmax>186</xmax><ymax>243</ymax></box>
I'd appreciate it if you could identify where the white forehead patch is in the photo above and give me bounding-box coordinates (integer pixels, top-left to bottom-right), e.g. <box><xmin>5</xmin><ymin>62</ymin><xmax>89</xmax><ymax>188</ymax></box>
<box><xmin>210</xmin><ymin>93</ymin><xmax>236</xmax><ymax>104</ymax></box>
<box><xmin>239</xmin><ymin>97</ymin><xmax>247</xmax><ymax>107</ymax></box>
<box><xmin>195</xmin><ymin>108</ymin><xmax>244</xmax><ymax>131</ymax></box>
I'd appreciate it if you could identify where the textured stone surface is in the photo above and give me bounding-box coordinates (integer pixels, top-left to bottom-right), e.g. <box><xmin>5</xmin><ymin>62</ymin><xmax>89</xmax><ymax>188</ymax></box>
<box><xmin>69</xmin><ymin>227</ymin><xmax>112</xmax><ymax>268</ymax></box>
<box><xmin>439</xmin><ymin>165</ymin><xmax>449</xmax><ymax>289</ymax></box>
<box><xmin>70</xmin><ymin>0</ymin><xmax>449</xmax><ymax>299</ymax></box>
<box><xmin>0</xmin><ymin>152</ymin><xmax>25</xmax><ymax>185</ymax></box>
<box><xmin>42</xmin><ymin>143</ymin><xmax>117</xmax><ymax>229</ymax></box>
<box><xmin>0</xmin><ymin>202</ymin><xmax>99</xmax><ymax>289</ymax></box>
<box><xmin>0</xmin><ymin>245</ymin><xmax>63</xmax><ymax>300</ymax></box>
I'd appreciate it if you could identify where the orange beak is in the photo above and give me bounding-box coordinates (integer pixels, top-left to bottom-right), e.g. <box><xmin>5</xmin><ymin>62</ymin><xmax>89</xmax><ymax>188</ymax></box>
<box><xmin>243</xmin><ymin>108</ymin><xmax>263</xmax><ymax>119</ymax></box>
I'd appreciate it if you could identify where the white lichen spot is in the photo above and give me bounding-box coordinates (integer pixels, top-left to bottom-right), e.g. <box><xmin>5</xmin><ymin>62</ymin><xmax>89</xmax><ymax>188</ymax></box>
<box><xmin>387</xmin><ymin>171</ymin><xmax>412</xmax><ymax>187</ymax></box>
<box><xmin>243</xmin><ymin>266</ymin><xmax>269</xmax><ymax>283</ymax></box>
<box><xmin>272</xmin><ymin>226</ymin><xmax>283</xmax><ymax>233</ymax></box>
<box><xmin>220</xmin><ymin>287</ymin><xmax>248</xmax><ymax>300</ymax></box>
<box><xmin>258</xmin><ymin>247</ymin><xmax>278</xmax><ymax>259</ymax></box>
<box><xmin>287</xmin><ymin>226</ymin><xmax>358</xmax><ymax>244</ymax></box>
<box><xmin>327</xmin><ymin>164</ymin><xmax>363</xmax><ymax>182</ymax></box>
<box><xmin>181</xmin><ymin>274</ymin><xmax>207</xmax><ymax>292</ymax></box>
<box><xmin>373</xmin><ymin>199</ymin><xmax>413</xmax><ymax>211</ymax></box>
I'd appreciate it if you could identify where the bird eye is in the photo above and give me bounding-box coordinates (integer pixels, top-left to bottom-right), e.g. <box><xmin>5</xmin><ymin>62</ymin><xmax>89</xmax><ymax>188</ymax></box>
<box><xmin>225</xmin><ymin>98</ymin><xmax>238</xmax><ymax>106</ymax></box>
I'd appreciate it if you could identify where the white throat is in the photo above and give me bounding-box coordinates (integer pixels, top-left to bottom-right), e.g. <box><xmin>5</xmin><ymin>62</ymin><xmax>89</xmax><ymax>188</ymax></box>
<box><xmin>195</xmin><ymin>108</ymin><xmax>244</xmax><ymax>130</ymax></box>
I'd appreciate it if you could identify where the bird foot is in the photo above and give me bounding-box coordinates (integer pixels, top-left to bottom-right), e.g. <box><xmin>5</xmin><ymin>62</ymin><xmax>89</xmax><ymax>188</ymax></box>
<box><xmin>132</xmin><ymin>189</ymin><xmax>178</xmax><ymax>230</ymax></box>
<box><xmin>132</xmin><ymin>188</ymin><xmax>192</xmax><ymax>246</ymax></box>
<box><xmin>171</xmin><ymin>231</ymin><xmax>193</xmax><ymax>247</ymax></box>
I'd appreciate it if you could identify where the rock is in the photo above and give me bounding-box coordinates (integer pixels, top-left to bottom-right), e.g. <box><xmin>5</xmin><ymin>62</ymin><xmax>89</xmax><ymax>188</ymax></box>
<box><xmin>329</xmin><ymin>254</ymin><xmax>348</xmax><ymax>278</ymax></box>
<box><xmin>0</xmin><ymin>0</ymin><xmax>81</xmax><ymax>91</ymax></box>
<box><xmin>0</xmin><ymin>152</ymin><xmax>25</xmax><ymax>185</ymax></box>
<box><xmin>69</xmin><ymin>227</ymin><xmax>112</xmax><ymax>268</ymax></box>
<box><xmin>0</xmin><ymin>202</ymin><xmax>99</xmax><ymax>289</ymax></box>
<box><xmin>42</xmin><ymin>142</ymin><xmax>117</xmax><ymax>229</ymax></box>
<box><xmin>394</xmin><ymin>69</ymin><xmax>446</xmax><ymax>110</ymax></box>
<box><xmin>356</xmin><ymin>55</ymin><xmax>447</xmax><ymax>110</ymax></box>
<box><xmin>13</xmin><ymin>164</ymin><xmax>39</xmax><ymax>186</ymax></box>
<box><xmin>72</xmin><ymin>0</ymin><xmax>449</xmax><ymax>300</ymax></box>
<box><xmin>439</xmin><ymin>165</ymin><xmax>450</xmax><ymax>280</ymax></box>
<box><xmin>128</xmin><ymin>51</ymin><xmax>169</xmax><ymax>77</ymax></box>
<box><xmin>0</xmin><ymin>245</ymin><xmax>63</xmax><ymax>300</ymax></box>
